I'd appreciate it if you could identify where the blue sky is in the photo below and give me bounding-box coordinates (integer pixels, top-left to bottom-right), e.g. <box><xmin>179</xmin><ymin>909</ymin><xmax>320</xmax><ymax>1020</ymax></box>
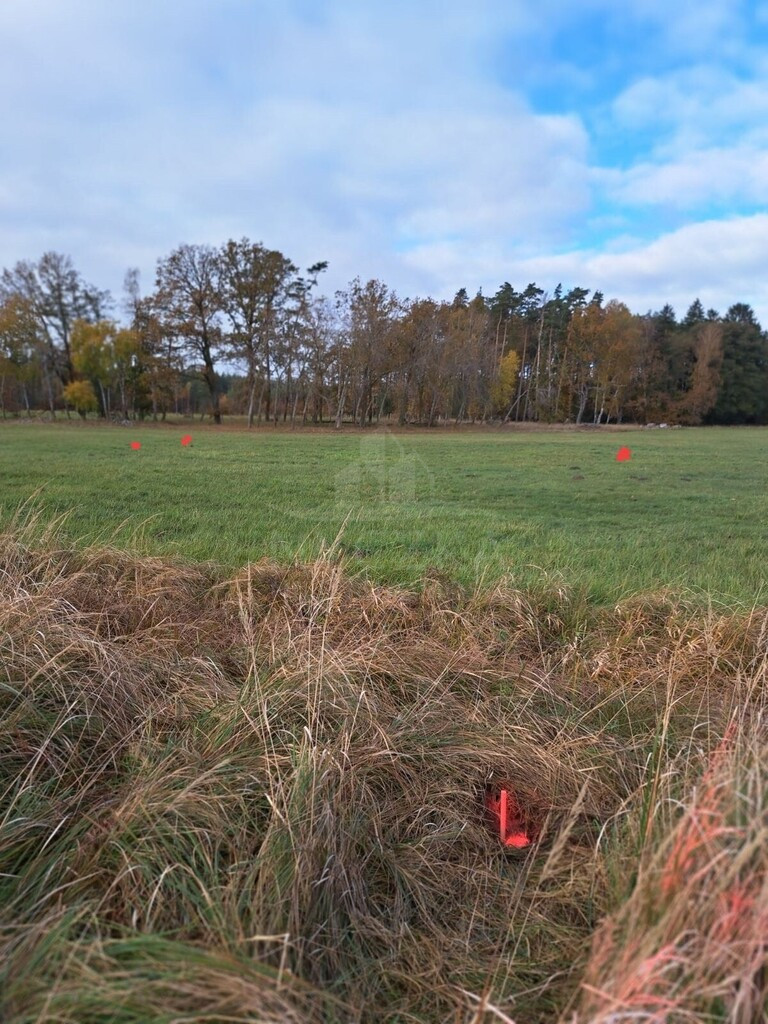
<box><xmin>2</xmin><ymin>0</ymin><xmax>768</xmax><ymax>321</ymax></box>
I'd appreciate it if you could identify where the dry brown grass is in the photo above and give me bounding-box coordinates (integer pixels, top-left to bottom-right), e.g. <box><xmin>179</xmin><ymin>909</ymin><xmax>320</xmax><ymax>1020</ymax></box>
<box><xmin>1</xmin><ymin>518</ymin><xmax>766</xmax><ymax>1022</ymax></box>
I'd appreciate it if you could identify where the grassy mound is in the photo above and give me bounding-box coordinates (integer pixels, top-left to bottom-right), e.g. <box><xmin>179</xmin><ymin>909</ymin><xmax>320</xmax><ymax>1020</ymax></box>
<box><xmin>1</xmin><ymin>523</ymin><xmax>766</xmax><ymax>1022</ymax></box>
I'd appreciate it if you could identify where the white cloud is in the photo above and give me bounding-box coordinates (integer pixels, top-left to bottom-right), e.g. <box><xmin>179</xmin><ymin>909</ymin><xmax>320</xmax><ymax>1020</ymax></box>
<box><xmin>602</xmin><ymin>53</ymin><xmax>768</xmax><ymax>211</ymax></box>
<box><xmin>404</xmin><ymin>213</ymin><xmax>768</xmax><ymax>322</ymax></box>
<box><xmin>612</xmin><ymin>66</ymin><xmax>768</xmax><ymax>145</ymax></box>
<box><xmin>0</xmin><ymin>0</ymin><xmax>764</xmax><ymax>322</ymax></box>
<box><xmin>519</xmin><ymin>215</ymin><xmax>768</xmax><ymax>321</ymax></box>
<box><xmin>598</xmin><ymin>144</ymin><xmax>768</xmax><ymax>207</ymax></box>
<box><xmin>0</xmin><ymin>0</ymin><xmax>592</xmax><ymax>305</ymax></box>
<box><xmin>627</xmin><ymin>0</ymin><xmax>745</xmax><ymax>55</ymax></box>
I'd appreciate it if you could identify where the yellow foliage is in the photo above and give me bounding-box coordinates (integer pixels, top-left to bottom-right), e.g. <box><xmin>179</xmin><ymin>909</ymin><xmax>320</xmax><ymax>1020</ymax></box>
<box><xmin>491</xmin><ymin>349</ymin><xmax>520</xmax><ymax>413</ymax></box>
<box><xmin>71</xmin><ymin>320</ymin><xmax>113</xmax><ymax>380</ymax></box>
<box><xmin>63</xmin><ymin>379</ymin><xmax>98</xmax><ymax>416</ymax></box>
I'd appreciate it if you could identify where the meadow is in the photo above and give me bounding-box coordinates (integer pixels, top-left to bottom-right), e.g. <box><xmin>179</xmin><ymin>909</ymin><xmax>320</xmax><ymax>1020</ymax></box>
<box><xmin>1</xmin><ymin>422</ymin><xmax>767</xmax><ymax>1023</ymax></box>
<box><xmin>0</xmin><ymin>421</ymin><xmax>767</xmax><ymax>605</ymax></box>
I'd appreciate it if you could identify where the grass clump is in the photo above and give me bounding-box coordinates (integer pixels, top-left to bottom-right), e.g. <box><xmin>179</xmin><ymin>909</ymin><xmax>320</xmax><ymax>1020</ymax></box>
<box><xmin>0</xmin><ymin>520</ymin><xmax>766</xmax><ymax>1022</ymax></box>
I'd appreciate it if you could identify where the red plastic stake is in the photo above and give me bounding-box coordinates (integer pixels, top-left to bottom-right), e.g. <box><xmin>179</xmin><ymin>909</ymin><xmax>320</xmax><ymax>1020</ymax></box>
<box><xmin>486</xmin><ymin>788</ymin><xmax>531</xmax><ymax>848</ymax></box>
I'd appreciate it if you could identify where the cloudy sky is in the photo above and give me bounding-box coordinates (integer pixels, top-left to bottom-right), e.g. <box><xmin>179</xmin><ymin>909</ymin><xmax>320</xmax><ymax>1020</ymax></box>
<box><xmin>2</xmin><ymin>0</ymin><xmax>768</xmax><ymax>320</ymax></box>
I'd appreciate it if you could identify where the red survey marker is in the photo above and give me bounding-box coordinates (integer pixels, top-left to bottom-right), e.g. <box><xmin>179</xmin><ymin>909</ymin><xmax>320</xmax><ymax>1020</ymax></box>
<box><xmin>130</xmin><ymin>441</ymin><xmax>141</xmax><ymax>451</ymax></box>
<box><xmin>181</xmin><ymin>434</ymin><xmax>192</xmax><ymax>447</ymax></box>
<box><xmin>485</xmin><ymin>787</ymin><xmax>532</xmax><ymax>849</ymax></box>
<box><xmin>616</xmin><ymin>446</ymin><xmax>631</xmax><ymax>461</ymax></box>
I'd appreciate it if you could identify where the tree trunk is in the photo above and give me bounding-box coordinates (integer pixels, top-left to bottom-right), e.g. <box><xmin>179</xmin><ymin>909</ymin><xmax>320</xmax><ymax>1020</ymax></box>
<box><xmin>264</xmin><ymin>347</ymin><xmax>271</xmax><ymax>422</ymax></box>
<box><xmin>416</xmin><ymin>382</ymin><xmax>425</xmax><ymax>424</ymax></box>
<box><xmin>98</xmin><ymin>380</ymin><xmax>108</xmax><ymax>419</ymax></box>
<box><xmin>593</xmin><ymin>390</ymin><xmax>604</xmax><ymax>424</ymax></box>
<box><xmin>532</xmin><ymin>315</ymin><xmax>544</xmax><ymax>420</ymax></box>
<box><xmin>45</xmin><ymin>366</ymin><xmax>55</xmax><ymax>419</ymax></box>
<box><xmin>335</xmin><ymin>380</ymin><xmax>347</xmax><ymax>429</ymax></box>
<box><xmin>521</xmin><ymin>328</ymin><xmax>531</xmax><ymax>422</ymax></box>
<box><xmin>398</xmin><ymin>379</ymin><xmax>409</xmax><ymax>426</ymax></box>
<box><xmin>555</xmin><ymin>338</ymin><xmax>569</xmax><ymax>420</ymax></box>
<box><xmin>290</xmin><ymin>388</ymin><xmax>300</xmax><ymax>427</ymax></box>
<box><xmin>202</xmin><ymin>355</ymin><xmax>221</xmax><ymax>425</ymax></box>
<box><xmin>575</xmin><ymin>383</ymin><xmax>588</xmax><ymax>424</ymax></box>
<box><xmin>255</xmin><ymin>379</ymin><xmax>267</xmax><ymax>424</ymax></box>
<box><xmin>247</xmin><ymin>378</ymin><xmax>257</xmax><ymax>428</ymax></box>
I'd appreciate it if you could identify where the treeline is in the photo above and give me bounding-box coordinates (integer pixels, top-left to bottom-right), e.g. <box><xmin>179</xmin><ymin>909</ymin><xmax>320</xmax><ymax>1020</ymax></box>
<box><xmin>1</xmin><ymin>243</ymin><xmax>767</xmax><ymax>426</ymax></box>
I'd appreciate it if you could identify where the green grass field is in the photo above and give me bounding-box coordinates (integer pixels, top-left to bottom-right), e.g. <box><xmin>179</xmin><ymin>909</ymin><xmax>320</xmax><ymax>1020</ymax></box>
<box><xmin>1</xmin><ymin>421</ymin><xmax>766</xmax><ymax>604</ymax></box>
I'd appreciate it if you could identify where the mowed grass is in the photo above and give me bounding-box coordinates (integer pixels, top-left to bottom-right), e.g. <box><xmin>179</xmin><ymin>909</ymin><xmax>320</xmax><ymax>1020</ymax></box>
<box><xmin>0</xmin><ymin>421</ymin><xmax>766</xmax><ymax>604</ymax></box>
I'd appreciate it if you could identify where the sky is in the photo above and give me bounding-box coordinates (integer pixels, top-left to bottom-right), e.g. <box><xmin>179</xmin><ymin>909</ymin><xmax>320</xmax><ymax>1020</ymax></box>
<box><xmin>2</xmin><ymin>0</ymin><xmax>768</xmax><ymax>322</ymax></box>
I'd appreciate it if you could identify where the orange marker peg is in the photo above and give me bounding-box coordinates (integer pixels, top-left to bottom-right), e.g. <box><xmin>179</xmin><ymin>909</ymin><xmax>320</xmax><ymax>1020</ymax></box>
<box><xmin>485</xmin><ymin>787</ymin><xmax>531</xmax><ymax>848</ymax></box>
<box><xmin>500</xmin><ymin>789</ymin><xmax>531</xmax><ymax>848</ymax></box>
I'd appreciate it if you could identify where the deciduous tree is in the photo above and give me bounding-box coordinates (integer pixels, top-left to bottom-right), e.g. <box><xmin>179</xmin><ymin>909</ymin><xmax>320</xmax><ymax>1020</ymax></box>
<box><xmin>0</xmin><ymin>252</ymin><xmax>109</xmax><ymax>389</ymax></box>
<box><xmin>154</xmin><ymin>245</ymin><xmax>224</xmax><ymax>423</ymax></box>
<box><xmin>493</xmin><ymin>349</ymin><xmax>520</xmax><ymax>418</ymax></box>
<box><xmin>219</xmin><ymin>239</ymin><xmax>299</xmax><ymax>427</ymax></box>
<box><xmin>62</xmin><ymin>379</ymin><xmax>98</xmax><ymax>418</ymax></box>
